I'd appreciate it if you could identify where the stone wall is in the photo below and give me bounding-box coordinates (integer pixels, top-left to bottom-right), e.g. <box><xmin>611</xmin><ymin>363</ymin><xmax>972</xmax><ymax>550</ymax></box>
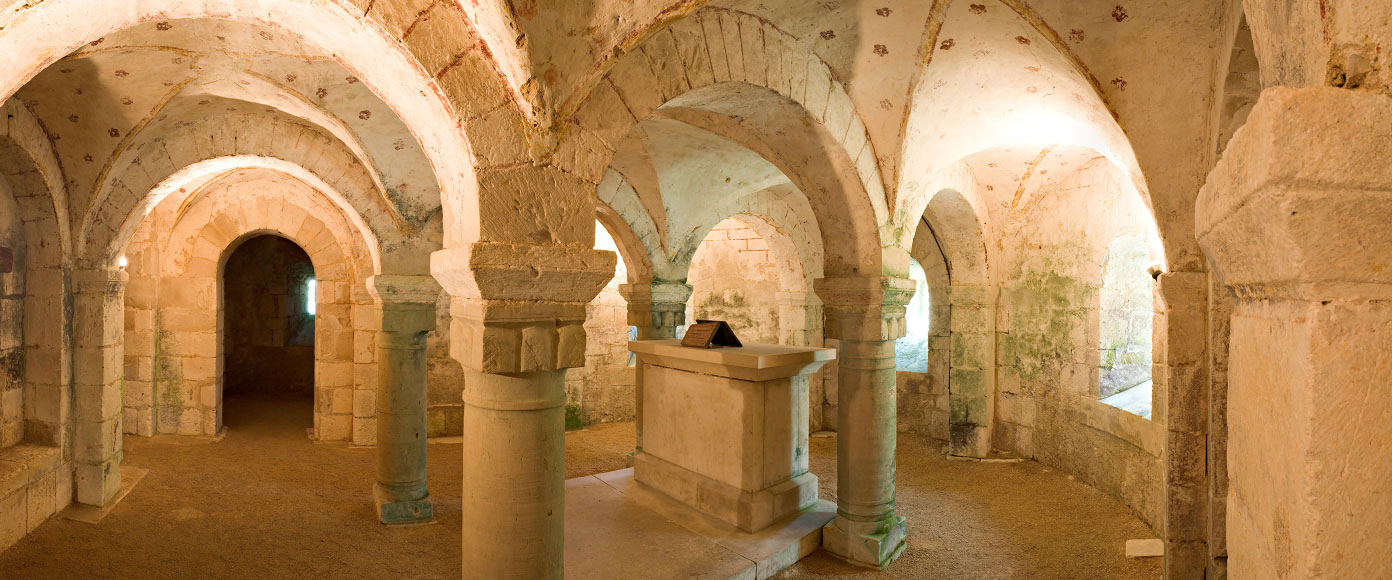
<box><xmin>120</xmin><ymin>180</ymin><xmax>464</xmax><ymax>443</ymax></box>
<box><xmin>0</xmin><ymin>181</ymin><xmax>23</xmax><ymax>448</ymax></box>
<box><xmin>566</xmin><ymin>277</ymin><xmax>635</xmax><ymax>425</ymax></box>
<box><xmin>561</xmin><ymin>222</ymin><xmax>636</xmax><ymax>426</ymax></box>
<box><xmin>988</xmin><ymin>158</ymin><xmax>1164</xmax><ymax>531</ymax></box>
<box><xmin>425</xmin><ymin>292</ymin><xmax>466</xmax><ymax>437</ymax></box>
<box><xmin>687</xmin><ymin>218</ymin><xmax>781</xmax><ymax>345</ymax></box>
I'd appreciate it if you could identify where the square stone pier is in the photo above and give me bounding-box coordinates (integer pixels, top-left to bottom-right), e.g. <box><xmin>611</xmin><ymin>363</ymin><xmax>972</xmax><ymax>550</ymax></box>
<box><xmin>628</xmin><ymin>339</ymin><xmax>835</xmax><ymax>532</ymax></box>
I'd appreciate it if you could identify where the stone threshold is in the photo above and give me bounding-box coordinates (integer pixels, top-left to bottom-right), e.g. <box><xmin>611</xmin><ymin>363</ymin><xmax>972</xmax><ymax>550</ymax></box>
<box><xmin>565</xmin><ymin>468</ymin><xmax>833</xmax><ymax>580</ymax></box>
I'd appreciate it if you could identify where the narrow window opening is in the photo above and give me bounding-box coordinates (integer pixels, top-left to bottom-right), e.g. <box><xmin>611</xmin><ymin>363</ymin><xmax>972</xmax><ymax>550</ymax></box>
<box><xmin>306</xmin><ymin>279</ymin><xmax>317</xmax><ymax>316</ymax></box>
<box><xmin>895</xmin><ymin>259</ymin><xmax>931</xmax><ymax>371</ymax></box>
<box><xmin>1099</xmin><ymin>234</ymin><xmax>1154</xmax><ymax>418</ymax></box>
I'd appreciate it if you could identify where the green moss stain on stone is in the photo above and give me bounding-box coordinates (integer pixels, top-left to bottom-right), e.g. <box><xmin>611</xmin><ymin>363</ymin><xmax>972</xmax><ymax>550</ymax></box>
<box><xmin>155</xmin><ymin>329</ymin><xmax>183</xmax><ymax>431</ymax></box>
<box><xmin>1006</xmin><ymin>256</ymin><xmax>1096</xmax><ymax>384</ymax></box>
<box><xmin>564</xmin><ymin>403</ymin><xmax>585</xmax><ymax>431</ymax></box>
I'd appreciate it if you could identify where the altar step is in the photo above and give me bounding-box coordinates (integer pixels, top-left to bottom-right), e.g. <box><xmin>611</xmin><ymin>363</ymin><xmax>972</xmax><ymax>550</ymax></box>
<box><xmin>565</xmin><ymin>468</ymin><xmax>835</xmax><ymax>580</ymax></box>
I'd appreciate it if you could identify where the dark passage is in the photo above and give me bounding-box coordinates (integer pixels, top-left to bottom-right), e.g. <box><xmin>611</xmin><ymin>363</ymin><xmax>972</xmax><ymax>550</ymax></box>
<box><xmin>222</xmin><ymin>235</ymin><xmax>315</xmax><ymax>430</ymax></box>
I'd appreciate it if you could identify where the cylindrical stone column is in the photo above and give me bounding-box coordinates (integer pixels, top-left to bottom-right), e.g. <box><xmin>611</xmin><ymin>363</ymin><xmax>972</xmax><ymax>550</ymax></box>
<box><xmin>815</xmin><ymin>275</ymin><xmax>914</xmax><ymax>569</ymax></box>
<box><xmin>460</xmin><ymin>369</ymin><xmax>567</xmax><ymax>580</ymax></box>
<box><xmin>430</xmin><ymin>240</ymin><xmax>616</xmax><ymax>580</ymax></box>
<box><xmin>823</xmin><ymin>338</ymin><xmax>907</xmax><ymax>567</ymax></box>
<box><xmin>367</xmin><ymin>275</ymin><xmax>440</xmax><ymax>525</ymax></box>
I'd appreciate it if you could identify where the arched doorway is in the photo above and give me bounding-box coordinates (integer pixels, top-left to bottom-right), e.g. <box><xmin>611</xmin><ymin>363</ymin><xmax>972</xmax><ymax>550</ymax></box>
<box><xmin>220</xmin><ymin>235</ymin><xmax>316</xmax><ymax>435</ymax></box>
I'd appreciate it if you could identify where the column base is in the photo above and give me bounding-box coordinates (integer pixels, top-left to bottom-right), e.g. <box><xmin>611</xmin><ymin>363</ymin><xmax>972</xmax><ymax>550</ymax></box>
<box><xmin>948</xmin><ymin>422</ymin><xmax>991</xmax><ymax>459</ymax></box>
<box><xmin>374</xmin><ymin>483</ymin><xmax>435</xmax><ymax>526</ymax></box>
<box><xmin>74</xmin><ymin>454</ymin><xmax>122</xmax><ymax>507</ymax></box>
<box><xmin>822</xmin><ymin>513</ymin><xmax>907</xmax><ymax>569</ymax></box>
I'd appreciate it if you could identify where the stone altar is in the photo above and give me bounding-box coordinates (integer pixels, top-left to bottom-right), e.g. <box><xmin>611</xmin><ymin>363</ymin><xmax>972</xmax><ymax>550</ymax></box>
<box><xmin>628</xmin><ymin>339</ymin><xmax>835</xmax><ymax>532</ymax></box>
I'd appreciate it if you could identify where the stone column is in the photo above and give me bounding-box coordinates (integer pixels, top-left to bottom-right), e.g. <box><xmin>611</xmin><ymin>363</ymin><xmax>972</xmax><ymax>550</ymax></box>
<box><xmin>946</xmin><ymin>285</ymin><xmax>999</xmax><ymax>458</ymax></box>
<box><xmin>433</xmin><ymin>242</ymin><xmax>615</xmax><ymax>580</ymax></box>
<box><xmin>619</xmin><ymin>281</ymin><xmax>692</xmax><ymax>451</ymax></box>
<box><xmin>618</xmin><ymin>281</ymin><xmax>691</xmax><ymax>339</ymax></box>
<box><xmin>366</xmin><ymin>275</ymin><xmax>441</xmax><ymax>525</ymax></box>
<box><xmin>1196</xmin><ymin>86</ymin><xmax>1392</xmax><ymax>579</ymax></box>
<box><xmin>814</xmin><ymin>275</ymin><xmax>915</xmax><ymax>568</ymax></box>
<box><xmin>72</xmin><ymin>268</ymin><xmax>127</xmax><ymax>506</ymax></box>
<box><xmin>1154</xmin><ymin>271</ymin><xmax>1208</xmax><ymax>578</ymax></box>
<box><xmin>1206</xmin><ymin>272</ymin><xmax>1233</xmax><ymax>580</ymax></box>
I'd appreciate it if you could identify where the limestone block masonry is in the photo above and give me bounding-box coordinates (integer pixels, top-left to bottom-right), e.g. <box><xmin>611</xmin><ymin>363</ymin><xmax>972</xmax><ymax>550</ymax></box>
<box><xmin>630</xmin><ymin>339</ymin><xmax>833</xmax><ymax>532</ymax></box>
<box><xmin>1196</xmin><ymin>86</ymin><xmax>1392</xmax><ymax>580</ymax></box>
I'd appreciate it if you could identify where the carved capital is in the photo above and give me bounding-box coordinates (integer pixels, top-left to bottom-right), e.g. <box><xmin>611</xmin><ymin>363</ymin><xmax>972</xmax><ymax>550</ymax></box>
<box><xmin>367</xmin><ymin>274</ymin><xmax>442</xmax><ymax>305</ymax></box>
<box><xmin>431</xmin><ymin>243</ymin><xmax>617</xmax><ymax>373</ymax></box>
<box><xmin>814</xmin><ymin>276</ymin><xmax>916</xmax><ymax>342</ymax></box>
<box><xmin>619</xmin><ymin>282</ymin><xmax>693</xmax><ymax>329</ymax></box>
<box><xmin>72</xmin><ymin>268</ymin><xmax>128</xmax><ymax>295</ymax></box>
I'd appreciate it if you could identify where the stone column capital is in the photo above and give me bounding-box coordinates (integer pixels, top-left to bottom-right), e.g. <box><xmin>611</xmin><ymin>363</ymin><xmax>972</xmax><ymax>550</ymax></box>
<box><xmin>618</xmin><ymin>281</ymin><xmax>693</xmax><ymax>305</ymax></box>
<box><xmin>73</xmin><ymin>268</ymin><xmax>128</xmax><ymax>294</ymax></box>
<box><xmin>430</xmin><ymin>243</ymin><xmax>617</xmax><ymax>374</ymax></box>
<box><xmin>619</xmin><ymin>281</ymin><xmax>693</xmax><ymax>335</ymax></box>
<box><xmin>814</xmin><ymin>276</ymin><xmax>916</xmax><ymax>342</ymax></box>
<box><xmin>431</xmin><ymin>242</ymin><xmax>617</xmax><ymax>304</ymax></box>
<box><xmin>947</xmin><ymin>285</ymin><xmax>1000</xmax><ymax>307</ymax></box>
<box><xmin>1155</xmin><ymin>271</ymin><xmax>1207</xmax><ymax>311</ymax></box>
<box><xmin>1196</xmin><ymin>86</ymin><xmax>1392</xmax><ymax>301</ymax></box>
<box><xmin>367</xmin><ymin>275</ymin><xmax>441</xmax><ymax>337</ymax></box>
<box><xmin>367</xmin><ymin>274</ymin><xmax>442</xmax><ymax>305</ymax></box>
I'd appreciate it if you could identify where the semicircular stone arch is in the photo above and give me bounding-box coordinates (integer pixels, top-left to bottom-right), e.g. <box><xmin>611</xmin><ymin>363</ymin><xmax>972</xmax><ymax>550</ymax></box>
<box><xmin>558</xmin><ymin>6</ymin><xmax>887</xmax><ymax>278</ymax></box>
<box><xmin>120</xmin><ymin>170</ymin><xmax>374</xmax><ymax>443</ymax></box>
<box><xmin>0</xmin><ymin>0</ymin><xmax>538</xmax><ymax>256</ymax></box>
<box><xmin>0</xmin><ymin>98</ymin><xmax>72</xmax><ymax>449</ymax></box>
<box><xmin>83</xmin><ymin>113</ymin><xmax>401</xmax><ymax>272</ymax></box>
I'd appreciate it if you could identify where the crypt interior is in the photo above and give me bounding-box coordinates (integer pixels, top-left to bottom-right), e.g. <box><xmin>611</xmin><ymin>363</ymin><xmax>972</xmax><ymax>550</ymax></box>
<box><xmin>0</xmin><ymin>1</ymin><xmax>1388</xmax><ymax>579</ymax></box>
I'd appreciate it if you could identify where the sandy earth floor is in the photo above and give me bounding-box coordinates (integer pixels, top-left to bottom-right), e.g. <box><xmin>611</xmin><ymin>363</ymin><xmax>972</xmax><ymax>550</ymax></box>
<box><xmin>0</xmin><ymin>394</ymin><xmax>1160</xmax><ymax>579</ymax></box>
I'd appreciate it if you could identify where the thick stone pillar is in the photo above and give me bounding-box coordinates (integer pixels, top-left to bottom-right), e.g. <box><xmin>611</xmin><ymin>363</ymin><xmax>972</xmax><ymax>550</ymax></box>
<box><xmin>366</xmin><ymin>275</ymin><xmax>441</xmax><ymax>525</ymax></box>
<box><xmin>433</xmin><ymin>242</ymin><xmax>615</xmax><ymax>580</ymax></box>
<box><xmin>946</xmin><ymin>285</ymin><xmax>999</xmax><ymax>458</ymax></box>
<box><xmin>1154</xmin><ymin>271</ymin><xmax>1209</xmax><ymax>578</ymax></box>
<box><xmin>72</xmin><ymin>268</ymin><xmax>127</xmax><ymax>506</ymax></box>
<box><xmin>1196</xmin><ymin>86</ymin><xmax>1392</xmax><ymax>579</ymax></box>
<box><xmin>814</xmin><ymin>275</ymin><xmax>914</xmax><ymax>569</ymax></box>
<box><xmin>1207</xmin><ymin>273</ymin><xmax>1233</xmax><ymax>580</ymax></box>
<box><xmin>618</xmin><ymin>281</ymin><xmax>691</xmax><ymax>339</ymax></box>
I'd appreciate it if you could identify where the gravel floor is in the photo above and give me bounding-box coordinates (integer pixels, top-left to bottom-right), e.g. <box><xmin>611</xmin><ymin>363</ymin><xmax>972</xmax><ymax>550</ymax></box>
<box><xmin>0</xmin><ymin>394</ymin><xmax>1160</xmax><ymax>579</ymax></box>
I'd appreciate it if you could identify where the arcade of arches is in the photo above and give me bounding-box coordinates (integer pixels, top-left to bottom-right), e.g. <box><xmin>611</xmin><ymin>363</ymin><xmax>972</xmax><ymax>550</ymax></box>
<box><xmin>0</xmin><ymin>1</ymin><xmax>1388</xmax><ymax>579</ymax></box>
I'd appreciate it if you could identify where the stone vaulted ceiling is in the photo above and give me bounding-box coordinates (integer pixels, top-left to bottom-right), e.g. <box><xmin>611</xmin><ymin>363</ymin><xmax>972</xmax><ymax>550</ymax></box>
<box><xmin>14</xmin><ymin>18</ymin><xmax>439</xmax><ymax>232</ymax></box>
